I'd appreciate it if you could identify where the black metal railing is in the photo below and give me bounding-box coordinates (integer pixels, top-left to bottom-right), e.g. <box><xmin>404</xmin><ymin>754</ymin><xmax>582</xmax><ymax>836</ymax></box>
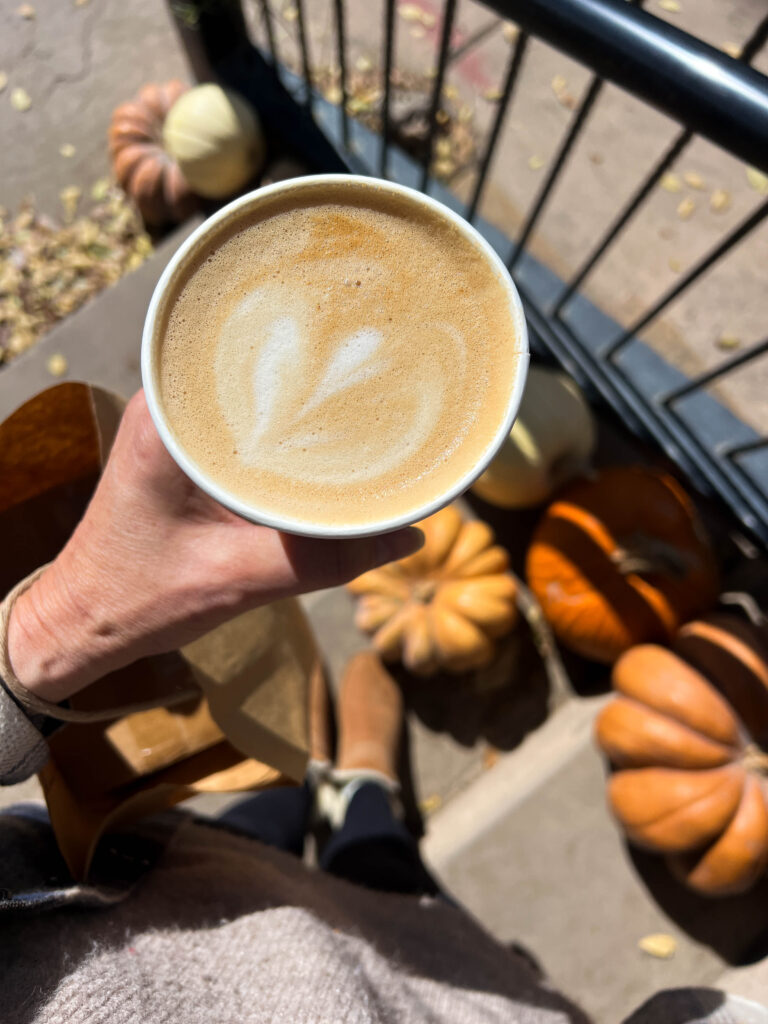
<box><xmin>169</xmin><ymin>0</ymin><xmax>768</xmax><ymax>548</ymax></box>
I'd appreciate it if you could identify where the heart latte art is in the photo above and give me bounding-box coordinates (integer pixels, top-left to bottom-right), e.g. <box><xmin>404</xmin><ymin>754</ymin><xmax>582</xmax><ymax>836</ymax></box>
<box><xmin>216</xmin><ymin>284</ymin><xmax>467</xmax><ymax>485</ymax></box>
<box><xmin>156</xmin><ymin>181</ymin><xmax>523</xmax><ymax>528</ymax></box>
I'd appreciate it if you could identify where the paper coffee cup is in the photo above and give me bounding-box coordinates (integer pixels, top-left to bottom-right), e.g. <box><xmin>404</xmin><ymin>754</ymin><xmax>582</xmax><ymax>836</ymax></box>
<box><xmin>142</xmin><ymin>174</ymin><xmax>529</xmax><ymax>538</ymax></box>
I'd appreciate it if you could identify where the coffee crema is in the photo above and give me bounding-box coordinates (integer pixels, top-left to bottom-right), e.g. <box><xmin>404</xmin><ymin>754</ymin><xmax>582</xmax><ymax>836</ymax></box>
<box><xmin>155</xmin><ymin>180</ymin><xmax>524</xmax><ymax>528</ymax></box>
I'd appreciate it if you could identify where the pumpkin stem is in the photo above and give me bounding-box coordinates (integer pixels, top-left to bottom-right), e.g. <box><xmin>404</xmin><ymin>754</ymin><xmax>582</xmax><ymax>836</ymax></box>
<box><xmin>506</xmin><ymin>570</ymin><xmax>573</xmax><ymax>708</ymax></box>
<box><xmin>612</xmin><ymin>533</ymin><xmax>694</xmax><ymax>578</ymax></box>
<box><xmin>411</xmin><ymin>579</ymin><xmax>437</xmax><ymax>603</ymax></box>
<box><xmin>720</xmin><ymin>591</ymin><xmax>768</xmax><ymax>631</ymax></box>
<box><xmin>742</xmin><ymin>744</ymin><xmax>768</xmax><ymax>776</ymax></box>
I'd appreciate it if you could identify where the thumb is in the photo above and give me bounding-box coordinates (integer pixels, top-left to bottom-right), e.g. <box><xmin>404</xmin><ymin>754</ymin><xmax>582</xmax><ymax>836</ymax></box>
<box><xmin>279</xmin><ymin>527</ymin><xmax>425</xmax><ymax>593</ymax></box>
<box><xmin>370</xmin><ymin>526</ymin><xmax>425</xmax><ymax>568</ymax></box>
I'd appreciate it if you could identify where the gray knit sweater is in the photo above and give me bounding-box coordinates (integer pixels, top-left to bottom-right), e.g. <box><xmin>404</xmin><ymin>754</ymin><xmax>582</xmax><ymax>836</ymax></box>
<box><xmin>1</xmin><ymin>684</ymin><xmax>766</xmax><ymax>1024</ymax></box>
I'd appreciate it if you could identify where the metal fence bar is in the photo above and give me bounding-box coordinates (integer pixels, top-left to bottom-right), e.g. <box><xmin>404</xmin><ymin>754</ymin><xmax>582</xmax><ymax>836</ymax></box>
<box><xmin>552</xmin><ymin>129</ymin><xmax>692</xmax><ymax>315</ymax></box>
<box><xmin>524</xmin><ymin>294</ymin><xmax>768</xmax><ymax>542</ymax></box>
<box><xmin>603</xmin><ymin>199</ymin><xmax>768</xmax><ymax>358</ymax></box>
<box><xmin>481</xmin><ymin>0</ymin><xmax>768</xmax><ymax>172</ymax></box>
<box><xmin>740</xmin><ymin>13</ymin><xmax>768</xmax><ymax>63</ymax></box>
<box><xmin>448</xmin><ymin>17</ymin><xmax>500</xmax><ymax>64</ymax></box>
<box><xmin>420</xmin><ymin>0</ymin><xmax>458</xmax><ymax>193</ymax></box>
<box><xmin>257</xmin><ymin>0</ymin><xmax>279</xmax><ymax>70</ymax></box>
<box><xmin>663</xmin><ymin>337</ymin><xmax>768</xmax><ymax>404</ymax></box>
<box><xmin>508</xmin><ymin>75</ymin><xmax>603</xmax><ymax>270</ymax></box>
<box><xmin>380</xmin><ymin>0</ymin><xmax>396</xmax><ymax>178</ymax></box>
<box><xmin>333</xmin><ymin>0</ymin><xmax>350</xmax><ymax>149</ymax></box>
<box><xmin>466</xmin><ymin>31</ymin><xmax>530</xmax><ymax>222</ymax></box>
<box><xmin>552</xmin><ymin>13</ymin><xmax>768</xmax><ymax>317</ymax></box>
<box><xmin>294</xmin><ymin>0</ymin><xmax>313</xmax><ymax>106</ymax></box>
<box><xmin>723</xmin><ymin>438</ymin><xmax>768</xmax><ymax>458</ymax></box>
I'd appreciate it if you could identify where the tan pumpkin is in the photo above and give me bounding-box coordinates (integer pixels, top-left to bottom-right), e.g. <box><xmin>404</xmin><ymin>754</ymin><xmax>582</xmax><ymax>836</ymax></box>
<box><xmin>109</xmin><ymin>80</ymin><xmax>197</xmax><ymax>226</ymax></box>
<box><xmin>526</xmin><ymin>466</ymin><xmax>718</xmax><ymax>664</ymax></box>
<box><xmin>163</xmin><ymin>84</ymin><xmax>265</xmax><ymax>199</ymax></box>
<box><xmin>595</xmin><ymin>614</ymin><xmax>768</xmax><ymax>895</ymax></box>
<box><xmin>348</xmin><ymin>505</ymin><xmax>517</xmax><ymax>675</ymax></box>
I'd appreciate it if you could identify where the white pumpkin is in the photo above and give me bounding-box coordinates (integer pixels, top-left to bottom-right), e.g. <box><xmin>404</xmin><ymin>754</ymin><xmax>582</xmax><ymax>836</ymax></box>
<box><xmin>472</xmin><ymin>365</ymin><xmax>596</xmax><ymax>508</ymax></box>
<box><xmin>163</xmin><ymin>84</ymin><xmax>266</xmax><ymax>198</ymax></box>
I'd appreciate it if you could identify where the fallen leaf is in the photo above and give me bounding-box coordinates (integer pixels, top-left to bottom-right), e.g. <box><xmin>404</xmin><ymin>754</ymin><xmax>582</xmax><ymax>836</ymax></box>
<box><xmin>638</xmin><ymin>933</ymin><xmax>677</xmax><ymax>959</ymax></box>
<box><xmin>46</xmin><ymin>353</ymin><xmax>69</xmax><ymax>377</ymax></box>
<box><xmin>502</xmin><ymin>21</ymin><xmax>519</xmax><ymax>44</ymax></box>
<box><xmin>683</xmin><ymin>170</ymin><xmax>706</xmax><ymax>190</ymax></box>
<box><xmin>355</xmin><ymin>55</ymin><xmax>373</xmax><ymax>72</ymax></box>
<box><xmin>746</xmin><ymin>166</ymin><xmax>768</xmax><ymax>195</ymax></box>
<box><xmin>528</xmin><ymin>154</ymin><xmax>545</xmax><ymax>171</ymax></box>
<box><xmin>433</xmin><ymin>158</ymin><xmax>455</xmax><ymax>178</ymax></box>
<box><xmin>717</xmin><ymin>334</ymin><xmax>741</xmax><ymax>350</ymax></box>
<box><xmin>458</xmin><ymin>103</ymin><xmax>473</xmax><ymax>122</ymax></box>
<box><xmin>399</xmin><ymin>3</ymin><xmax>423</xmax><ymax>22</ymax></box>
<box><xmin>551</xmin><ymin>73</ymin><xmax>576</xmax><ymax>110</ymax></box>
<box><xmin>435</xmin><ymin>108</ymin><xmax>449</xmax><ymax>124</ymax></box>
<box><xmin>722</xmin><ymin>41</ymin><xmax>740</xmax><ymax>58</ymax></box>
<box><xmin>59</xmin><ymin>143</ymin><xmax>76</xmax><ymax>159</ymax></box>
<box><xmin>483</xmin><ymin>746</ymin><xmax>500</xmax><ymax>770</ymax></box>
<box><xmin>60</xmin><ymin>185</ymin><xmax>82</xmax><ymax>220</ymax></box>
<box><xmin>668</xmin><ymin>257</ymin><xmax>683</xmax><ymax>273</ymax></box>
<box><xmin>677</xmin><ymin>197</ymin><xmax>695</xmax><ymax>220</ymax></box>
<box><xmin>410</xmin><ymin>25</ymin><xmax>426</xmax><ymax>39</ymax></box>
<box><xmin>325</xmin><ymin>85</ymin><xmax>342</xmax><ymax>105</ymax></box>
<box><xmin>419</xmin><ymin>794</ymin><xmax>443</xmax><ymax>816</ymax></box>
<box><xmin>0</xmin><ymin>72</ymin><xmax>8</xmax><ymax>93</ymax></box>
<box><xmin>710</xmin><ymin>188</ymin><xmax>731</xmax><ymax>213</ymax></box>
<box><xmin>283</xmin><ymin>5</ymin><xmax>297</xmax><ymax>22</ymax></box>
<box><xmin>421</xmin><ymin>12</ymin><xmax>436</xmax><ymax>28</ymax></box>
<box><xmin>658</xmin><ymin>0</ymin><xmax>681</xmax><ymax>11</ymax></box>
<box><xmin>435</xmin><ymin>137</ymin><xmax>452</xmax><ymax>158</ymax></box>
<box><xmin>443</xmin><ymin>83</ymin><xmax>459</xmax><ymax>101</ymax></box>
<box><xmin>17</xmin><ymin>4</ymin><xmax>36</xmax><ymax>18</ymax></box>
<box><xmin>10</xmin><ymin>87</ymin><xmax>32</xmax><ymax>112</ymax></box>
<box><xmin>90</xmin><ymin>177</ymin><xmax>111</xmax><ymax>201</ymax></box>
<box><xmin>660</xmin><ymin>172</ymin><xmax>682</xmax><ymax>193</ymax></box>
<box><xmin>483</xmin><ymin>87</ymin><xmax>503</xmax><ymax>102</ymax></box>
<box><xmin>74</xmin><ymin>0</ymin><xmax>90</xmax><ymax>6</ymax></box>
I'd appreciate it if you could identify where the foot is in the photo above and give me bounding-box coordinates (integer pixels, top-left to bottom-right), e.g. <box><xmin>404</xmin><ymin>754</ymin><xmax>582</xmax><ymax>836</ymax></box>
<box><xmin>335</xmin><ymin>651</ymin><xmax>403</xmax><ymax>783</ymax></box>
<box><xmin>308</xmin><ymin>662</ymin><xmax>333</xmax><ymax>766</ymax></box>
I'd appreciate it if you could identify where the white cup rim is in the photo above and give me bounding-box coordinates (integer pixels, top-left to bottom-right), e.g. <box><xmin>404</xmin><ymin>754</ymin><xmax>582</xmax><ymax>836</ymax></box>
<box><xmin>141</xmin><ymin>173</ymin><xmax>529</xmax><ymax>538</ymax></box>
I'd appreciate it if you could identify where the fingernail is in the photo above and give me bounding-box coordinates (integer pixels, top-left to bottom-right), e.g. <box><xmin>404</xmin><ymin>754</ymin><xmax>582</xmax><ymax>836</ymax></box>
<box><xmin>375</xmin><ymin>527</ymin><xmax>424</xmax><ymax>565</ymax></box>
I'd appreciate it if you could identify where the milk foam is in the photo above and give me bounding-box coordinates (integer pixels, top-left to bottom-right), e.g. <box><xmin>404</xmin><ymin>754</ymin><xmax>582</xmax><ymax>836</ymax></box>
<box><xmin>215</xmin><ymin>282</ymin><xmax>464</xmax><ymax>484</ymax></box>
<box><xmin>157</xmin><ymin>182</ymin><xmax>522</xmax><ymax>527</ymax></box>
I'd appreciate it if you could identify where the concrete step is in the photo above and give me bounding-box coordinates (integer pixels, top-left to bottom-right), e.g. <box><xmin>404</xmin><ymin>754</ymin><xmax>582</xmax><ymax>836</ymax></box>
<box><xmin>421</xmin><ymin>696</ymin><xmax>768</xmax><ymax>1023</ymax></box>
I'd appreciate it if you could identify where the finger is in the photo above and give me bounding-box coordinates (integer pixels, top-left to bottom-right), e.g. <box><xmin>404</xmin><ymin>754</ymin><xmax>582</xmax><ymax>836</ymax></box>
<box><xmin>279</xmin><ymin>527</ymin><xmax>425</xmax><ymax>593</ymax></box>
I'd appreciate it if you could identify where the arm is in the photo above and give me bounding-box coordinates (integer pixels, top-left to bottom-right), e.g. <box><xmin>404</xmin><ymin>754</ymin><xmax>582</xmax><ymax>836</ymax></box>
<box><xmin>1</xmin><ymin>390</ymin><xmax>421</xmax><ymax>778</ymax></box>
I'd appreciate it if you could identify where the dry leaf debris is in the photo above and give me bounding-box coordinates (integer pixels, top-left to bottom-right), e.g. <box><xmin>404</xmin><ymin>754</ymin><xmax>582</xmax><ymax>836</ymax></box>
<box><xmin>638</xmin><ymin>933</ymin><xmax>677</xmax><ymax>959</ymax></box>
<box><xmin>0</xmin><ymin>184</ymin><xmax>153</xmax><ymax>364</ymax></box>
<box><xmin>10</xmin><ymin>87</ymin><xmax>32</xmax><ymax>112</ymax></box>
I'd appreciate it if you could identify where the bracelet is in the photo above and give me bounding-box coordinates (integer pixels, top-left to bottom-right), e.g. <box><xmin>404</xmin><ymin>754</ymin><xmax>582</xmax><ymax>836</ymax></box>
<box><xmin>0</xmin><ymin>565</ymin><xmax>198</xmax><ymax>724</ymax></box>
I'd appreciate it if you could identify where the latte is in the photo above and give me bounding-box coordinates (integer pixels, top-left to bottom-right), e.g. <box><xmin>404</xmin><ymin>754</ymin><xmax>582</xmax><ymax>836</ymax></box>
<box><xmin>151</xmin><ymin>178</ymin><xmax>525</xmax><ymax>530</ymax></box>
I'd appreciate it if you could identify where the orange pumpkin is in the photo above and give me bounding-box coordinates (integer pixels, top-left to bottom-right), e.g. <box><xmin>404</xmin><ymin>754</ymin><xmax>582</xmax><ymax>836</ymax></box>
<box><xmin>526</xmin><ymin>466</ymin><xmax>718</xmax><ymax>663</ymax></box>
<box><xmin>109</xmin><ymin>81</ymin><xmax>197</xmax><ymax>226</ymax></box>
<box><xmin>348</xmin><ymin>505</ymin><xmax>517</xmax><ymax>676</ymax></box>
<box><xmin>595</xmin><ymin>614</ymin><xmax>768</xmax><ymax>895</ymax></box>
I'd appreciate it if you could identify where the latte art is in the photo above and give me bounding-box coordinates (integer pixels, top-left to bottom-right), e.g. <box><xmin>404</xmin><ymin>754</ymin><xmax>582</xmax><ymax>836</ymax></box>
<box><xmin>216</xmin><ymin>282</ymin><xmax>469</xmax><ymax>485</ymax></box>
<box><xmin>155</xmin><ymin>180</ymin><xmax>524</xmax><ymax>529</ymax></box>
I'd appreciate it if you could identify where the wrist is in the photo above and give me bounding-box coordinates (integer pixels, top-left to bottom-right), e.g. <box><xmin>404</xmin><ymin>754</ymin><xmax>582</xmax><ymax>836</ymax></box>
<box><xmin>6</xmin><ymin>559</ymin><xmax>111</xmax><ymax>703</ymax></box>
